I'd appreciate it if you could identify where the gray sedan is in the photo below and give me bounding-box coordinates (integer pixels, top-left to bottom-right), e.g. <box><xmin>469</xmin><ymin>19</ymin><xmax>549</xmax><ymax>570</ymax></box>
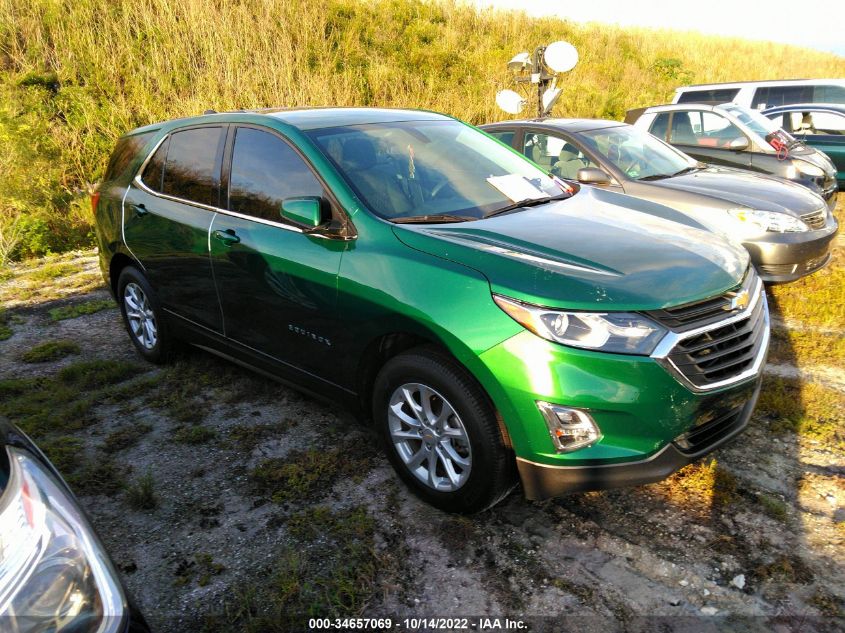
<box><xmin>481</xmin><ymin>119</ymin><xmax>838</xmax><ymax>283</ymax></box>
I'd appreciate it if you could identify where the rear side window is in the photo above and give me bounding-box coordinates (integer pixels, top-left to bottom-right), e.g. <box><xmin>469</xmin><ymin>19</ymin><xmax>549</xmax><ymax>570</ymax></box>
<box><xmin>161</xmin><ymin>127</ymin><xmax>225</xmax><ymax>206</ymax></box>
<box><xmin>141</xmin><ymin>137</ymin><xmax>169</xmax><ymax>192</ymax></box>
<box><xmin>677</xmin><ymin>88</ymin><xmax>739</xmax><ymax>104</ymax></box>
<box><xmin>228</xmin><ymin>127</ymin><xmax>324</xmax><ymax>223</ymax></box>
<box><xmin>649</xmin><ymin>113</ymin><xmax>671</xmax><ymax>139</ymax></box>
<box><xmin>487</xmin><ymin>130</ymin><xmax>515</xmax><ymax>146</ymax></box>
<box><xmin>103</xmin><ymin>132</ymin><xmax>155</xmax><ymax>182</ymax></box>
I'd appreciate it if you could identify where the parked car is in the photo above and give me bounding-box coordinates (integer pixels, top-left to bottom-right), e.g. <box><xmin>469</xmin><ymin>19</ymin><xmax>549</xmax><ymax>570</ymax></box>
<box><xmin>763</xmin><ymin>103</ymin><xmax>845</xmax><ymax>187</ymax></box>
<box><xmin>481</xmin><ymin>118</ymin><xmax>838</xmax><ymax>283</ymax></box>
<box><xmin>626</xmin><ymin>102</ymin><xmax>839</xmax><ymax>207</ymax></box>
<box><xmin>95</xmin><ymin>107</ymin><xmax>768</xmax><ymax>513</ymax></box>
<box><xmin>671</xmin><ymin>79</ymin><xmax>845</xmax><ymax>110</ymax></box>
<box><xmin>0</xmin><ymin>421</ymin><xmax>149</xmax><ymax>632</ymax></box>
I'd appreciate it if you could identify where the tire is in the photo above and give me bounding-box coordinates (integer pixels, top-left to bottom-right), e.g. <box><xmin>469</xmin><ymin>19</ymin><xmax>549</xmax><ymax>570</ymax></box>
<box><xmin>116</xmin><ymin>266</ymin><xmax>174</xmax><ymax>364</ymax></box>
<box><xmin>373</xmin><ymin>347</ymin><xmax>516</xmax><ymax>513</ymax></box>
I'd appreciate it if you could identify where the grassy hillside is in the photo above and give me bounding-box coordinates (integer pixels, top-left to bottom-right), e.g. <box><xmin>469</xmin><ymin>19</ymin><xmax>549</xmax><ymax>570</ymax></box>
<box><xmin>2</xmin><ymin>0</ymin><xmax>844</xmax><ymax>261</ymax></box>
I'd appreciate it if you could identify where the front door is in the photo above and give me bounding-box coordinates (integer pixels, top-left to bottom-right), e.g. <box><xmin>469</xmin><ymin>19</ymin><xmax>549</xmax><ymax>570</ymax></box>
<box><xmin>209</xmin><ymin>126</ymin><xmax>346</xmax><ymax>381</ymax></box>
<box><xmin>123</xmin><ymin>125</ymin><xmax>226</xmax><ymax>332</ymax></box>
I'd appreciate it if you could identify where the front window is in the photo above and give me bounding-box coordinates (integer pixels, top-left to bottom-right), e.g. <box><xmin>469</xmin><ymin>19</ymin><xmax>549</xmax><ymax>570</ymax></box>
<box><xmin>307</xmin><ymin>120</ymin><xmax>569</xmax><ymax>221</ymax></box>
<box><xmin>577</xmin><ymin>125</ymin><xmax>695</xmax><ymax>180</ymax></box>
<box><xmin>522</xmin><ymin>132</ymin><xmax>599</xmax><ymax>180</ymax></box>
<box><xmin>670</xmin><ymin>110</ymin><xmax>744</xmax><ymax>147</ymax></box>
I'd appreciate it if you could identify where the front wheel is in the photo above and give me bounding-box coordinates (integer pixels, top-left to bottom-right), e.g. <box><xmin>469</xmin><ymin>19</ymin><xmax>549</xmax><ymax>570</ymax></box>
<box><xmin>117</xmin><ymin>266</ymin><xmax>174</xmax><ymax>364</ymax></box>
<box><xmin>373</xmin><ymin>348</ymin><xmax>516</xmax><ymax>513</ymax></box>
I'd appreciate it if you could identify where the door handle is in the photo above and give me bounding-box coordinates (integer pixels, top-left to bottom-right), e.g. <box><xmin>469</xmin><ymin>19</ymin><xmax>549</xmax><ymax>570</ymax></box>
<box><xmin>213</xmin><ymin>229</ymin><xmax>240</xmax><ymax>246</ymax></box>
<box><xmin>131</xmin><ymin>203</ymin><xmax>148</xmax><ymax>217</ymax></box>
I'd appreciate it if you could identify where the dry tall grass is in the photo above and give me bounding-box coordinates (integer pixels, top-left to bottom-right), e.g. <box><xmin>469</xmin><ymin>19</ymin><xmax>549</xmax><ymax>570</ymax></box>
<box><xmin>2</xmin><ymin>0</ymin><xmax>845</xmax><ymax>258</ymax></box>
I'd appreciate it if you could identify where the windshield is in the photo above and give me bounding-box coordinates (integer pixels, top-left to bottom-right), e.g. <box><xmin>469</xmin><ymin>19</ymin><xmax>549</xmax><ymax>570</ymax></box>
<box><xmin>307</xmin><ymin>120</ymin><xmax>569</xmax><ymax>220</ymax></box>
<box><xmin>577</xmin><ymin>125</ymin><xmax>696</xmax><ymax>180</ymax></box>
<box><xmin>716</xmin><ymin>103</ymin><xmax>794</xmax><ymax>148</ymax></box>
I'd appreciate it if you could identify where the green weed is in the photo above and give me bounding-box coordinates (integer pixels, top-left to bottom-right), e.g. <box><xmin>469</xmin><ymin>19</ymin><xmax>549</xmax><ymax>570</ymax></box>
<box><xmin>20</xmin><ymin>339</ymin><xmax>80</xmax><ymax>363</ymax></box>
<box><xmin>125</xmin><ymin>471</ymin><xmax>158</xmax><ymax>510</ymax></box>
<box><xmin>49</xmin><ymin>299</ymin><xmax>114</xmax><ymax>322</ymax></box>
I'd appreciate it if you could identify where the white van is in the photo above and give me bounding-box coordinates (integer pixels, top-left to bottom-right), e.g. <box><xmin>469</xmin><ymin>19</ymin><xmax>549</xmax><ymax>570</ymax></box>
<box><xmin>672</xmin><ymin>79</ymin><xmax>845</xmax><ymax>110</ymax></box>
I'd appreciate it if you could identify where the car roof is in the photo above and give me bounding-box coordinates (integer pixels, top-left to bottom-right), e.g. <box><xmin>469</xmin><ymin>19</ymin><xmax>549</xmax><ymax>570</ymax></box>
<box><xmin>482</xmin><ymin>118</ymin><xmax>626</xmax><ymax>133</ymax></box>
<box><xmin>126</xmin><ymin>107</ymin><xmax>451</xmax><ymax>136</ymax></box>
<box><xmin>641</xmin><ymin>103</ymin><xmax>721</xmax><ymax>113</ymax></box>
<box><xmin>762</xmin><ymin>103</ymin><xmax>845</xmax><ymax>114</ymax></box>
<box><xmin>676</xmin><ymin>79</ymin><xmax>845</xmax><ymax>90</ymax></box>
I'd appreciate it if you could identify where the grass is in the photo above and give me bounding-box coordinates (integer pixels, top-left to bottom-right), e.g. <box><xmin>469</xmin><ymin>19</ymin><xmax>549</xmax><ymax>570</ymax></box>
<box><xmin>228</xmin><ymin>419</ymin><xmax>297</xmax><ymax>450</ymax></box>
<box><xmin>125</xmin><ymin>471</ymin><xmax>158</xmax><ymax>510</ymax></box>
<box><xmin>251</xmin><ymin>447</ymin><xmax>376</xmax><ymax>503</ymax></box>
<box><xmin>756</xmin><ymin>376</ymin><xmax>845</xmax><ymax>449</ymax></box>
<box><xmin>19</xmin><ymin>339</ymin><xmax>80</xmax><ymax>363</ymax></box>
<box><xmin>102</xmin><ymin>422</ymin><xmax>153</xmax><ymax>452</ymax></box>
<box><xmin>767</xmin><ymin>328</ymin><xmax>845</xmax><ymax>368</ymax></box>
<box><xmin>2</xmin><ymin>0</ymin><xmax>845</xmax><ymax>261</ymax></box>
<box><xmin>0</xmin><ymin>308</ymin><xmax>13</xmax><ymax>340</ymax></box>
<box><xmin>173</xmin><ymin>424</ymin><xmax>217</xmax><ymax>444</ymax></box>
<box><xmin>0</xmin><ymin>359</ymin><xmax>145</xmax><ymax>437</ymax></box>
<box><xmin>49</xmin><ymin>298</ymin><xmax>114</xmax><ymax>322</ymax></box>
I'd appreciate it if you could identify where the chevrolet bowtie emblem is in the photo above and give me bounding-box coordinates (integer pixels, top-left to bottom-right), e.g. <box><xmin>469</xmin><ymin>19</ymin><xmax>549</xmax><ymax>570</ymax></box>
<box><xmin>728</xmin><ymin>290</ymin><xmax>750</xmax><ymax>311</ymax></box>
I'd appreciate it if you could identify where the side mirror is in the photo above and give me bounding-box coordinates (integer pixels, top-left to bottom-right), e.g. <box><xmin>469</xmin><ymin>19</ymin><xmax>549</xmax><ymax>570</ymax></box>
<box><xmin>576</xmin><ymin>167</ymin><xmax>612</xmax><ymax>185</ymax></box>
<box><xmin>281</xmin><ymin>196</ymin><xmax>325</xmax><ymax>229</ymax></box>
<box><xmin>729</xmin><ymin>136</ymin><xmax>749</xmax><ymax>151</ymax></box>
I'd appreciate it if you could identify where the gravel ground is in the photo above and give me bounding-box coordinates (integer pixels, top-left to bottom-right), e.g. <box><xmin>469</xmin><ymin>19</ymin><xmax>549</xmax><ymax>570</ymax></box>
<box><xmin>1</xmin><ymin>252</ymin><xmax>843</xmax><ymax>633</ymax></box>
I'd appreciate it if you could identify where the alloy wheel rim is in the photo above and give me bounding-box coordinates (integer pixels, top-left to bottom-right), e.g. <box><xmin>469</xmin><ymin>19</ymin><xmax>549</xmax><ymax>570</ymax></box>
<box><xmin>387</xmin><ymin>383</ymin><xmax>472</xmax><ymax>492</ymax></box>
<box><xmin>123</xmin><ymin>282</ymin><xmax>157</xmax><ymax>350</ymax></box>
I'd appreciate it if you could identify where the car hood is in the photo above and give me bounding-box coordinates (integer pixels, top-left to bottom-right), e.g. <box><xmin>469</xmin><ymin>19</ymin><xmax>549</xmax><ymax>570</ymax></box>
<box><xmin>650</xmin><ymin>166</ymin><xmax>826</xmax><ymax>215</ymax></box>
<box><xmin>393</xmin><ymin>187</ymin><xmax>748</xmax><ymax>311</ymax></box>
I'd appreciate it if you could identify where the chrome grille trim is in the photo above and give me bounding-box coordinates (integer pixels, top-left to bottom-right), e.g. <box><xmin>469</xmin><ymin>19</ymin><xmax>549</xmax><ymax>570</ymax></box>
<box><xmin>800</xmin><ymin>208</ymin><xmax>827</xmax><ymax>231</ymax></box>
<box><xmin>651</xmin><ymin>276</ymin><xmax>770</xmax><ymax>393</ymax></box>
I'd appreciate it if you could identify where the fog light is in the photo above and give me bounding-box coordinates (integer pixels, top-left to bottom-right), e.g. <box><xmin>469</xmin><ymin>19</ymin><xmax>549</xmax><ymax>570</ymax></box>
<box><xmin>536</xmin><ymin>402</ymin><xmax>601</xmax><ymax>452</ymax></box>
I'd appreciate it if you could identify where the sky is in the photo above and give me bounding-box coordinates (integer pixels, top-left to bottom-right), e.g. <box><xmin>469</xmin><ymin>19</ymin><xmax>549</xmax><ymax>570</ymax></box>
<box><xmin>473</xmin><ymin>0</ymin><xmax>845</xmax><ymax>57</ymax></box>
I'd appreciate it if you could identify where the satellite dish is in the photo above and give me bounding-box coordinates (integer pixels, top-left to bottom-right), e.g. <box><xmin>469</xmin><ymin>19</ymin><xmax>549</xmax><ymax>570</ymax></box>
<box><xmin>542</xmin><ymin>88</ymin><xmax>562</xmax><ymax>115</ymax></box>
<box><xmin>496</xmin><ymin>90</ymin><xmax>526</xmax><ymax>115</ymax></box>
<box><xmin>543</xmin><ymin>41</ymin><xmax>578</xmax><ymax>73</ymax></box>
<box><xmin>507</xmin><ymin>52</ymin><xmax>532</xmax><ymax>72</ymax></box>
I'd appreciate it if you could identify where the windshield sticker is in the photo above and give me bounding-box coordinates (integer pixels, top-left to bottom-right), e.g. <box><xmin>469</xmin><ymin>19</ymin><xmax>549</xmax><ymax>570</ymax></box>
<box><xmin>486</xmin><ymin>174</ymin><xmax>548</xmax><ymax>202</ymax></box>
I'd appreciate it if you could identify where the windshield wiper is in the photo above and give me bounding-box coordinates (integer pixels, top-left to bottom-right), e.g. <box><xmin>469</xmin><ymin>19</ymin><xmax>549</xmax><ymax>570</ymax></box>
<box><xmin>390</xmin><ymin>214</ymin><xmax>474</xmax><ymax>224</ymax></box>
<box><xmin>638</xmin><ymin>173</ymin><xmax>671</xmax><ymax>181</ymax></box>
<box><xmin>484</xmin><ymin>194</ymin><xmax>568</xmax><ymax>219</ymax></box>
<box><xmin>670</xmin><ymin>165</ymin><xmax>701</xmax><ymax>177</ymax></box>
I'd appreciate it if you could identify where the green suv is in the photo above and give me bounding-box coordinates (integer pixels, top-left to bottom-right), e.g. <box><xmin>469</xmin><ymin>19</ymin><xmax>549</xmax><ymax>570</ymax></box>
<box><xmin>94</xmin><ymin>108</ymin><xmax>769</xmax><ymax>512</ymax></box>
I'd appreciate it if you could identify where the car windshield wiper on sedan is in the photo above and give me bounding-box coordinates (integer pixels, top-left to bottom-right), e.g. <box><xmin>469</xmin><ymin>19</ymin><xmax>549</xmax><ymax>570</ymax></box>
<box><xmin>390</xmin><ymin>214</ymin><xmax>475</xmax><ymax>224</ymax></box>
<box><xmin>670</xmin><ymin>165</ymin><xmax>701</xmax><ymax>177</ymax></box>
<box><xmin>484</xmin><ymin>194</ymin><xmax>569</xmax><ymax>219</ymax></box>
<box><xmin>638</xmin><ymin>173</ymin><xmax>672</xmax><ymax>181</ymax></box>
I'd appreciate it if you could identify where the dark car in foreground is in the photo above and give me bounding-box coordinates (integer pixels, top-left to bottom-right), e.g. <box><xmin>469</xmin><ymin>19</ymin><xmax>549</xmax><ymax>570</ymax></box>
<box><xmin>0</xmin><ymin>421</ymin><xmax>149</xmax><ymax>632</ymax></box>
<box><xmin>481</xmin><ymin>118</ymin><xmax>838</xmax><ymax>283</ymax></box>
<box><xmin>763</xmin><ymin>103</ymin><xmax>845</xmax><ymax>187</ymax></box>
<box><xmin>95</xmin><ymin>107</ymin><xmax>768</xmax><ymax>512</ymax></box>
<box><xmin>626</xmin><ymin>102</ymin><xmax>839</xmax><ymax>207</ymax></box>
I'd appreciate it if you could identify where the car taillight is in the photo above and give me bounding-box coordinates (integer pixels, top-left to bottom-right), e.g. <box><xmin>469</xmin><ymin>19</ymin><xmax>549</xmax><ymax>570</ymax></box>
<box><xmin>91</xmin><ymin>191</ymin><xmax>101</xmax><ymax>215</ymax></box>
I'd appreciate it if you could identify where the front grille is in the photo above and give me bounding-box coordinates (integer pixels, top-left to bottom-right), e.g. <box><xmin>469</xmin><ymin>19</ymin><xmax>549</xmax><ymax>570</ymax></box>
<box><xmin>647</xmin><ymin>269</ymin><xmax>756</xmax><ymax>332</ymax></box>
<box><xmin>801</xmin><ymin>208</ymin><xmax>827</xmax><ymax>230</ymax></box>
<box><xmin>664</xmin><ymin>287</ymin><xmax>768</xmax><ymax>389</ymax></box>
<box><xmin>673</xmin><ymin>399</ymin><xmax>749</xmax><ymax>455</ymax></box>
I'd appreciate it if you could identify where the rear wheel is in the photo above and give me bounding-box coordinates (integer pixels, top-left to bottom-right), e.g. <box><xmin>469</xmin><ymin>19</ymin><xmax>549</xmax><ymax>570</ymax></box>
<box><xmin>117</xmin><ymin>266</ymin><xmax>174</xmax><ymax>364</ymax></box>
<box><xmin>373</xmin><ymin>347</ymin><xmax>516</xmax><ymax>513</ymax></box>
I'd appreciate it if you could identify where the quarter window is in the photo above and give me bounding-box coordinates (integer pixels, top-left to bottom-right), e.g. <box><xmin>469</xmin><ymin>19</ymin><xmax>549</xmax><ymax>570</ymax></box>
<box><xmin>104</xmin><ymin>132</ymin><xmax>155</xmax><ymax>182</ymax></box>
<box><xmin>228</xmin><ymin>128</ymin><xmax>324</xmax><ymax>223</ymax></box>
<box><xmin>161</xmin><ymin>127</ymin><xmax>224</xmax><ymax>206</ymax></box>
<box><xmin>140</xmin><ymin>137</ymin><xmax>169</xmax><ymax>192</ymax></box>
<box><xmin>487</xmin><ymin>130</ymin><xmax>515</xmax><ymax>146</ymax></box>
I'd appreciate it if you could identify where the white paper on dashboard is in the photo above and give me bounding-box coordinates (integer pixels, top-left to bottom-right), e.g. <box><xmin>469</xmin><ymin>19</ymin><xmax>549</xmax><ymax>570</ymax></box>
<box><xmin>486</xmin><ymin>175</ymin><xmax>547</xmax><ymax>202</ymax></box>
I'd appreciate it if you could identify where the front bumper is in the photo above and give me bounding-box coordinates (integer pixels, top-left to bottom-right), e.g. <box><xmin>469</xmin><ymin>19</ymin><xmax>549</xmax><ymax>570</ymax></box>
<box><xmin>517</xmin><ymin>378</ymin><xmax>761</xmax><ymax>500</ymax></box>
<box><xmin>743</xmin><ymin>215</ymin><xmax>839</xmax><ymax>283</ymax></box>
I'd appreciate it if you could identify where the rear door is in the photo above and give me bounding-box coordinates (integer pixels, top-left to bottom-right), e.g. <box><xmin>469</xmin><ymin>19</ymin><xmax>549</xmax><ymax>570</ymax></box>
<box><xmin>123</xmin><ymin>125</ymin><xmax>226</xmax><ymax>332</ymax></box>
<box><xmin>209</xmin><ymin>125</ymin><xmax>346</xmax><ymax>380</ymax></box>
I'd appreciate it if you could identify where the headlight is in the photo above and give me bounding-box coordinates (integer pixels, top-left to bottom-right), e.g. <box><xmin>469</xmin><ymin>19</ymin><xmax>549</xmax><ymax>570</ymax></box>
<box><xmin>789</xmin><ymin>160</ymin><xmax>825</xmax><ymax>178</ymax></box>
<box><xmin>727</xmin><ymin>208</ymin><xmax>809</xmax><ymax>236</ymax></box>
<box><xmin>493</xmin><ymin>295</ymin><xmax>667</xmax><ymax>355</ymax></box>
<box><xmin>0</xmin><ymin>447</ymin><xmax>125</xmax><ymax>633</ymax></box>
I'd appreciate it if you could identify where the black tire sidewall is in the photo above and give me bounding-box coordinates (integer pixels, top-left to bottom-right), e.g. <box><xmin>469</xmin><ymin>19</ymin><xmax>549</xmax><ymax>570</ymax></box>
<box><xmin>373</xmin><ymin>348</ymin><xmax>514</xmax><ymax>513</ymax></box>
<box><xmin>117</xmin><ymin>266</ymin><xmax>170</xmax><ymax>364</ymax></box>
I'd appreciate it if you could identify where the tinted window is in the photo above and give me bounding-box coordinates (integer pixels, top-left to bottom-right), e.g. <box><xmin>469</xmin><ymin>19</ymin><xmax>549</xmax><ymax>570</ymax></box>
<box><xmin>751</xmin><ymin>85</ymin><xmax>813</xmax><ymax>109</ymax></box>
<box><xmin>677</xmin><ymin>88</ymin><xmax>739</xmax><ymax>104</ymax></box>
<box><xmin>228</xmin><ymin>128</ymin><xmax>324</xmax><ymax>222</ymax></box>
<box><xmin>104</xmin><ymin>132</ymin><xmax>155</xmax><ymax>182</ymax></box>
<box><xmin>650</xmin><ymin>113</ymin><xmax>671</xmax><ymax>140</ymax></box>
<box><xmin>487</xmin><ymin>130</ymin><xmax>515</xmax><ymax>146</ymax></box>
<box><xmin>161</xmin><ymin>127</ymin><xmax>224</xmax><ymax>206</ymax></box>
<box><xmin>814</xmin><ymin>85</ymin><xmax>845</xmax><ymax>103</ymax></box>
<box><xmin>141</xmin><ymin>137</ymin><xmax>169</xmax><ymax>192</ymax></box>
